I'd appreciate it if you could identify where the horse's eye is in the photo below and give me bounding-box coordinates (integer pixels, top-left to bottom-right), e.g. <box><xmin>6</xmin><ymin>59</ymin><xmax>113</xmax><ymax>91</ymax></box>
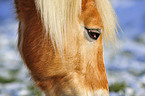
<box><xmin>84</xmin><ymin>27</ymin><xmax>102</xmax><ymax>42</ymax></box>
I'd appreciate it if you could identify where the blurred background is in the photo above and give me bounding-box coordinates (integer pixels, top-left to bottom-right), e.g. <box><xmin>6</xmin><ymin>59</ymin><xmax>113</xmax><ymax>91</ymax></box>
<box><xmin>0</xmin><ymin>0</ymin><xmax>145</xmax><ymax>96</ymax></box>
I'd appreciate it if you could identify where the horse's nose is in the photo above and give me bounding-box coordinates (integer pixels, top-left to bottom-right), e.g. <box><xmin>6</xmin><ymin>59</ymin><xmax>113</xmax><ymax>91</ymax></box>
<box><xmin>84</xmin><ymin>27</ymin><xmax>102</xmax><ymax>41</ymax></box>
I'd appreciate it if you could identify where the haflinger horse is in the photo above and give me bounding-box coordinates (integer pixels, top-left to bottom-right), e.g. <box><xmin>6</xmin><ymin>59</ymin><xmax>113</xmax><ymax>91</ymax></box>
<box><xmin>15</xmin><ymin>0</ymin><xmax>118</xmax><ymax>96</ymax></box>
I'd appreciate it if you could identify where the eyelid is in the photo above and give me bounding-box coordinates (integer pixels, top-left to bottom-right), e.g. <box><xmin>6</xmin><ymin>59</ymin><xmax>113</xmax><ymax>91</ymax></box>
<box><xmin>84</xmin><ymin>27</ymin><xmax>102</xmax><ymax>33</ymax></box>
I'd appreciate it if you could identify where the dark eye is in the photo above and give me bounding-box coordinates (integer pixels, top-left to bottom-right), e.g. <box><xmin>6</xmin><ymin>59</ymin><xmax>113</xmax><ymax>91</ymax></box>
<box><xmin>84</xmin><ymin>27</ymin><xmax>102</xmax><ymax>42</ymax></box>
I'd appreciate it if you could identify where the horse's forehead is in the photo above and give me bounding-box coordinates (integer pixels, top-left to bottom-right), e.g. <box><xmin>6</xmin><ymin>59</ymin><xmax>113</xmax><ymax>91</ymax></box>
<box><xmin>82</xmin><ymin>0</ymin><xmax>95</xmax><ymax>4</ymax></box>
<box><xmin>82</xmin><ymin>0</ymin><xmax>96</xmax><ymax>11</ymax></box>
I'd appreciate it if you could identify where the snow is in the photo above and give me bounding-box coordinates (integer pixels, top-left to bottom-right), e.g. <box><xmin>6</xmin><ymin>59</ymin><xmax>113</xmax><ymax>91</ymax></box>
<box><xmin>0</xmin><ymin>0</ymin><xmax>145</xmax><ymax>96</ymax></box>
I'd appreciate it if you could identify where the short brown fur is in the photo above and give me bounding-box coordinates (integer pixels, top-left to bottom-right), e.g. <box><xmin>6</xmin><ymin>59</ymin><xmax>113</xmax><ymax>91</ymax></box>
<box><xmin>15</xmin><ymin>0</ymin><xmax>111</xmax><ymax>95</ymax></box>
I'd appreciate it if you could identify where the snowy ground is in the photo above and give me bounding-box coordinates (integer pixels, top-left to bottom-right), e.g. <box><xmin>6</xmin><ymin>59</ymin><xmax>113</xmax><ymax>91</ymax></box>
<box><xmin>0</xmin><ymin>0</ymin><xmax>145</xmax><ymax>96</ymax></box>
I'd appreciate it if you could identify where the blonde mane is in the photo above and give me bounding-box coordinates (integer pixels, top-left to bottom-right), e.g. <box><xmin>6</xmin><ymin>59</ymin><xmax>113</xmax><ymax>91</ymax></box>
<box><xmin>16</xmin><ymin>0</ymin><xmax>120</xmax><ymax>94</ymax></box>
<box><xmin>95</xmin><ymin>0</ymin><xmax>119</xmax><ymax>47</ymax></box>
<box><xmin>35</xmin><ymin>0</ymin><xmax>119</xmax><ymax>52</ymax></box>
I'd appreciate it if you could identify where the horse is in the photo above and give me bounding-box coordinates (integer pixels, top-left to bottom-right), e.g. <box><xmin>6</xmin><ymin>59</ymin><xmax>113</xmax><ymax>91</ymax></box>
<box><xmin>15</xmin><ymin>0</ymin><xmax>119</xmax><ymax>95</ymax></box>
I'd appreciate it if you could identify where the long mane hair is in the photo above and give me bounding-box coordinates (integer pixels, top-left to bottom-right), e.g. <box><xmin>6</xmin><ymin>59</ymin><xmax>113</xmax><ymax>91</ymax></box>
<box><xmin>35</xmin><ymin>0</ymin><xmax>119</xmax><ymax>53</ymax></box>
<box><xmin>15</xmin><ymin>0</ymin><xmax>120</xmax><ymax>95</ymax></box>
